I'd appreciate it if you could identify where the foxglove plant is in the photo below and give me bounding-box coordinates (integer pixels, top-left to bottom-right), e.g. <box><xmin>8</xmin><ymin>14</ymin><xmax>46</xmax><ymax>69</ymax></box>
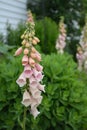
<box><xmin>76</xmin><ymin>16</ymin><xmax>87</xmax><ymax>71</ymax></box>
<box><xmin>76</xmin><ymin>46</ymin><xmax>84</xmax><ymax>71</ymax></box>
<box><xmin>55</xmin><ymin>17</ymin><xmax>66</xmax><ymax>54</ymax></box>
<box><xmin>14</xmin><ymin>11</ymin><xmax>45</xmax><ymax>128</ymax></box>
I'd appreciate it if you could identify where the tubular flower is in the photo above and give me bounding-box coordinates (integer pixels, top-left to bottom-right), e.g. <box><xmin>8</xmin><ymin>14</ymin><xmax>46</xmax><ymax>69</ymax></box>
<box><xmin>55</xmin><ymin>17</ymin><xmax>67</xmax><ymax>54</ymax></box>
<box><xmin>15</xmin><ymin>10</ymin><xmax>45</xmax><ymax>118</ymax></box>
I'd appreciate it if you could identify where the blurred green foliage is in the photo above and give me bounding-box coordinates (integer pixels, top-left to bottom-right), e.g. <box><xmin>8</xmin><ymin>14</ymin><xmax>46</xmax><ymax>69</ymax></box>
<box><xmin>35</xmin><ymin>17</ymin><xmax>58</xmax><ymax>54</ymax></box>
<box><xmin>41</xmin><ymin>53</ymin><xmax>87</xmax><ymax>130</ymax></box>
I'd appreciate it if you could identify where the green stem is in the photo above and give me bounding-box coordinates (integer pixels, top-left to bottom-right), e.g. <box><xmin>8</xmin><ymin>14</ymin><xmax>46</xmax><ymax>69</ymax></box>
<box><xmin>23</xmin><ymin>107</ymin><xmax>27</xmax><ymax>130</ymax></box>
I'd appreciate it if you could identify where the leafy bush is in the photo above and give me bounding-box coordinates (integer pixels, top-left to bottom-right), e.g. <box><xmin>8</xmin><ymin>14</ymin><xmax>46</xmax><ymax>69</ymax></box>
<box><xmin>40</xmin><ymin>53</ymin><xmax>87</xmax><ymax>130</ymax></box>
<box><xmin>0</xmin><ymin>48</ymin><xmax>87</xmax><ymax>129</ymax></box>
<box><xmin>35</xmin><ymin>17</ymin><xmax>58</xmax><ymax>54</ymax></box>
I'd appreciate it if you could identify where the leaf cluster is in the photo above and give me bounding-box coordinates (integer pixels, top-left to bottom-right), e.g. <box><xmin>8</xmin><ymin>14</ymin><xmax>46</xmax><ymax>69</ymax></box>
<box><xmin>38</xmin><ymin>53</ymin><xmax>87</xmax><ymax>130</ymax></box>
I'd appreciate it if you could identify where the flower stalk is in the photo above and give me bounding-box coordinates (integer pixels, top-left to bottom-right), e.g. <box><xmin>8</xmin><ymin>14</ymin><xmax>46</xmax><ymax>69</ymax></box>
<box><xmin>23</xmin><ymin>107</ymin><xmax>27</xmax><ymax>130</ymax></box>
<box><xmin>55</xmin><ymin>16</ymin><xmax>67</xmax><ymax>54</ymax></box>
<box><xmin>76</xmin><ymin>15</ymin><xmax>87</xmax><ymax>71</ymax></box>
<box><xmin>14</xmin><ymin>10</ymin><xmax>45</xmax><ymax>129</ymax></box>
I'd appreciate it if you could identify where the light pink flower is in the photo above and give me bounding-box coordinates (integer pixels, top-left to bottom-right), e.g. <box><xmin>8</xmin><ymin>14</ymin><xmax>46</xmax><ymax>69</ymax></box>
<box><xmin>30</xmin><ymin>96</ymin><xmax>38</xmax><ymax>108</ymax></box>
<box><xmin>33</xmin><ymin>68</ymin><xmax>43</xmax><ymax>82</ymax></box>
<box><xmin>35</xmin><ymin>63</ymin><xmax>43</xmax><ymax>72</ymax></box>
<box><xmin>34</xmin><ymin>90</ymin><xmax>41</xmax><ymax>98</ymax></box>
<box><xmin>30</xmin><ymin>107</ymin><xmax>40</xmax><ymax>118</ymax></box>
<box><xmin>29</xmin><ymin>81</ymin><xmax>38</xmax><ymax>89</ymax></box>
<box><xmin>16</xmin><ymin>73</ymin><xmax>26</xmax><ymax>87</ymax></box>
<box><xmin>29</xmin><ymin>57</ymin><xmax>35</xmax><ymax>67</ymax></box>
<box><xmin>24</xmin><ymin>64</ymin><xmax>33</xmax><ymax>78</ymax></box>
<box><xmin>14</xmin><ymin>47</ymin><xmax>22</xmax><ymax>56</ymax></box>
<box><xmin>29</xmin><ymin>76</ymin><xmax>37</xmax><ymax>84</ymax></box>
<box><xmin>21</xmin><ymin>90</ymin><xmax>31</xmax><ymax>107</ymax></box>
<box><xmin>29</xmin><ymin>86</ymin><xmax>41</xmax><ymax>95</ymax></box>
<box><xmin>36</xmin><ymin>96</ymin><xmax>43</xmax><ymax>105</ymax></box>
<box><xmin>22</xmin><ymin>55</ymin><xmax>28</xmax><ymax>66</ymax></box>
<box><xmin>35</xmin><ymin>52</ymin><xmax>41</xmax><ymax>61</ymax></box>
<box><xmin>33</xmin><ymin>68</ymin><xmax>40</xmax><ymax>77</ymax></box>
<box><xmin>38</xmin><ymin>84</ymin><xmax>45</xmax><ymax>92</ymax></box>
<box><xmin>35</xmin><ymin>72</ymin><xmax>43</xmax><ymax>82</ymax></box>
<box><xmin>30</xmin><ymin>87</ymin><xmax>41</xmax><ymax>97</ymax></box>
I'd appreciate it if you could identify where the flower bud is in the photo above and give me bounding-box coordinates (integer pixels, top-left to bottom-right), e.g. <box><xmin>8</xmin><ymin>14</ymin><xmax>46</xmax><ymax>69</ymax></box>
<box><xmin>24</xmin><ymin>48</ymin><xmax>29</xmax><ymax>55</ymax></box>
<box><xmin>25</xmin><ymin>42</ymin><xmax>30</xmax><ymax>48</ymax></box>
<box><xmin>22</xmin><ymin>55</ymin><xmax>29</xmax><ymax>66</ymax></box>
<box><xmin>34</xmin><ymin>37</ymin><xmax>40</xmax><ymax>43</ymax></box>
<box><xmin>22</xmin><ymin>39</ymin><xmax>26</xmax><ymax>45</ymax></box>
<box><xmin>29</xmin><ymin>57</ymin><xmax>35</xmax><ymax>67</ymax></box>
<box><xmin>30</xmin><ymin>52</ymin><xmax>36</xmax><ymax>59</ymax></box>
<box><xmin>14</xmin><ymin>47</ymin><xmax>22</xmax><ymax>56</ymax></box>
<box><xmin>32</xmin><ymin>39</ymin><xmax>37</xmax><ymax>45</ymax></box>
<box><xmin>31</xmin><ymin>47</ymin><xmax>37</xmax><ymax>53</ymax></box>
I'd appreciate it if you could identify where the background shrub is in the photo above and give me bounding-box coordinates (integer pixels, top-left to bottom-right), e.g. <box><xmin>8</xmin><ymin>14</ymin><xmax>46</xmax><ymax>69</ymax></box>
<box><xmin>35</xmin><ymin>17</ymin><xmax>58</xmax><ymax>54</ymax></box>
<box><xmin>40</xmin><ymin>53</ymin><xmax>87</xmax><ymax>130</ymax></box>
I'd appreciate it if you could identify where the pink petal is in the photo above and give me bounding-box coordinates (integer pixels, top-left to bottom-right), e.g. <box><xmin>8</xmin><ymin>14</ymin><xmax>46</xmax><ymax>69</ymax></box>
<box><xmin>30</xmin><ymin>107</ymin><xmax>40</xmax><ymax>118</ymax></box>
<box><xmin>29</xmin><ymin>81</ymin><xmax>38</xmax><ymax>89</ymax></box>
<box><xmin>22</xmin><ymin>55</ymin><xmax>29</xmax><ymax>66</ymax></box>
<box><xmin>24</xmin><ymin>70</ymin><xmax>33</xmax><ymax>78</ymax></box>
<box><xmin>30</xmin><ymin>87</ymin><xmax>39</xmax><ymax>96</ymax></box>
<box><xmin>16</xmin><ymin>73</ymin><xmax>26</xmax><ymax>87</ymax></box>
<box><xmin>24</xmin><ymin>64</ymin><xmax>31</xmax><ymax>71</ymax></box>
<box><xmin>33</xmin><ymin>68</ymin><xmax>44</xmax><ymax>81</ymax></box>
<box><xmin>36</xmin><ymin>96</ymin><xmax>43</xmax><ymax>105</ymax></box>
<box><xmin>35</xmin><ymin>63</ymin><xmax>43</xmax><ymax>71</ymax></box>
<box><xmin>29</xmin><ymin>57</ymin><xmax>35</xmax><ymax>67</ymax></box>
<box><xmin>35</xmin><ymin>52</ymin><xmax>41</xmax><ymax>62</ymax></box>
<box><xmin>21</xmin><ymin>90</ymin><xmax>31</xmax><ymax>107</ymax></box>
<box><xmin>30</xmin><ymin>97</ymin><xmax>38</xmax><ymax>108</ymax></box>
<box><xmin>29</xmin><ymin>76</ymin><xmax>37</xmax><ymax>84</ymax></box>
<box><xmin>38</xmin><ymin>84</ymin><xmax>45</xmax><ymax>92</ymax></box>
<box><xmin>30</xmin><ymin>88</ymin><xmax>41</xmax><ymax>98</ymax></box>
<box><xmin>24</xmin><ymin>65</ymin><xmax>33</xmax><ymax>78</ymax></box>
<box><xmin>35</xmin><ymin>73</ymin><xmax>44</xmax><ymax>82</ymax></box>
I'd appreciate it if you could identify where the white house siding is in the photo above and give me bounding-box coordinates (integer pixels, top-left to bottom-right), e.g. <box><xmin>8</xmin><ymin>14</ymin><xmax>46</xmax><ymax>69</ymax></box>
<box><xmin>0</xmin><ymin>0</ymin><xmax>27</xmax><ymax>35</ymax></box>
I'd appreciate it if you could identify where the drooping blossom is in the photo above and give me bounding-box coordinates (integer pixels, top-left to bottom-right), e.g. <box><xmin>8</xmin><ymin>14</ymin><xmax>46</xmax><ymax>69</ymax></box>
<box><xmin>55</xmin><ymin>17</ymin><xmax>67</xmax><ymax>54</ymax></box>
<box><xmin>16</xmin><ymin>73</ymin><xmax>26</xmax><ymax>87</ymax></box>
<box><xmin>30</xmin><ymin>107</ymin><xmax>40</xmax><ymax>119</ymax></box>
<box><xmin>15</xmin><ymin>10</ymin><xmax>45</xmax><ymax>118</ymax></box>
<box><xmin>22</xmin><ymin>90</ymin><xmax>31</xmax><ymax>107</ymax></box>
